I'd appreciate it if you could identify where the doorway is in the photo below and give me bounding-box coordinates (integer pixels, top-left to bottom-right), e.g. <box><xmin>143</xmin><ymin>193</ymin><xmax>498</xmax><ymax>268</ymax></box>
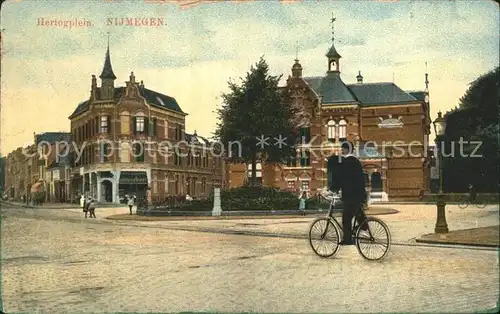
<box><xmin>100</xmin><ymin>180</ymin><xmax>113</xmax><ymax>202</ymax></box>
<box><xmin>371</xmin><ymin>172</ymin><xmax>383</xmax><ymax>192</ymax></box>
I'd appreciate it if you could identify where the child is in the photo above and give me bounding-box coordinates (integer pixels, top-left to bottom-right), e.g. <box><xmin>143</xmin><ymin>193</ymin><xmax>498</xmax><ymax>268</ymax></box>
<box><xmin>299</xmin><ymin>191</ymin><xmax>307</xmax><ymax>216</ymax></box>
<box><xmin>127</xmin><ymin>195</ymin><xmax>135</xmax><ymax>215</ymax></box>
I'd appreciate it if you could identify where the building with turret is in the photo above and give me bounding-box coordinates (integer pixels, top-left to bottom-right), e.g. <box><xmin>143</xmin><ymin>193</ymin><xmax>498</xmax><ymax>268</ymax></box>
<box><xmin>68</xmin><ymin>42</ymin><xmax>223</xmax><ymax>204</ymax></box>
<box><xmin>227</xmin><ymin>18</ymin><xmax>432</xmax><ymax>201</ymax></box>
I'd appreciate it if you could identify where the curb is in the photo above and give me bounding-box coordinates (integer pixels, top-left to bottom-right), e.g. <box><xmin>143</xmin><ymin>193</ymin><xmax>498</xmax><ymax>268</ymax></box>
<box><xmin>122</xmin><ymin>208</ymin><xmax>398</xmax><ymax>220</ymax></box>
<box><xmin>415</xmin><ymin>238</ymin><xmax>500</xmax><ymax>248</ymax></box>
<box><xmin>0</xmin><ymin>201</ymin><xmax>123</xmax><ymax>210</ymax></box>
<box><xmin>1</xmin><ymin>201</ymin><xmax>35</xmax><ymax>208</ymax></box>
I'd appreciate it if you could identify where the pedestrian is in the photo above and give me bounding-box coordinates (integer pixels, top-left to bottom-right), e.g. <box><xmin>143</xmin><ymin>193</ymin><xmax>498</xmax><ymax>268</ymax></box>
<box><xmin>298</xmin><ymin>191</ymin><xmax>307</xmax><ymax>215</ymax></box>
<box><xmin>419</xmin><ymin>189</ymin><xmax>425</xmax><ymax>201</ymax></box>
<box><xmin>80</xmin><ymin>194</ymin><xmax>87</xmax><ymax>217</ymax></box>
<box><xmin>337</xmin><ymin>141</ymin><xmax>369</xmax><ymax>245</ymax></box>
<box><xmin>88</xmin><ymin>198</ymin><xmax>96</xmax><ymax>218</ymax></box>
<box><xmin>127</xmin><ymin>194</ymin><xmax>135</xmax><ymax>215</ymax></box>
<box><xmin>84</xmin><ymin>196</ymin><xmax>92</xmax><ymax>218</ymax></box>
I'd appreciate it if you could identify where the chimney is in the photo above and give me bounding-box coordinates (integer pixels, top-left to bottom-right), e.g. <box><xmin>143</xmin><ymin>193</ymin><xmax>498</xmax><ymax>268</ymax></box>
<box><xmin>91</xmin><ymin>75</ymin><xmax>97</xmax><ymax>100</ymax></box>
<box><xmin>356</xmin><ymin>71</ymin><xmax>363</xmax><ymax>84</ymax></box>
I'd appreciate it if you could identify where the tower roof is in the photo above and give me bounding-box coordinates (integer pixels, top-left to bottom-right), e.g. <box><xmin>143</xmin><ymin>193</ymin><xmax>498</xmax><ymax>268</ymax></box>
<box><xmin>292</xmin><ymin>59</ymin><xmax>302</xmax><ymax>69</ymax></box>
<box><xmin>99</xmin><ymin>46</ymin><xmax>117</xmax><ymax>80</ymax></box>
<box><xmin>326</xmin><ymin>42</ymin><xmax>342</xmax><ymax>59</ymax></box>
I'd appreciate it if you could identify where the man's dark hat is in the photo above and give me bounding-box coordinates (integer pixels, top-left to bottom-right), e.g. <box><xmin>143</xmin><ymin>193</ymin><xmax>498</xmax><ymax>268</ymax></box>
<box><xmin>341</xmin><ymin>141</ymin><xmax>354</xmax><ymax>152</ymax></box>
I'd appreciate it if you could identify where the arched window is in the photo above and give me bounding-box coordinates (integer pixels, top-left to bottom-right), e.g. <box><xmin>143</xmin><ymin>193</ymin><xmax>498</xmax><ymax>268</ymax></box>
<box><xmin>327</xmin><ymin>120</ymin><xmax>336</xmax><ymax>142</ymax></box>
<box><xmin>338</xmin><ymin>119</ymin><xmax>347</xmax><ymax>141</ymax></box>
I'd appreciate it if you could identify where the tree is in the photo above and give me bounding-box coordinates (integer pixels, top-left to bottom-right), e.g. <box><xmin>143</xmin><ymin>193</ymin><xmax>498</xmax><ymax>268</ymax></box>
<box><xmin>443</xmin><ymin>66</ymin><xmax>499</xmax><ymax>192</ymax></box>
<box><xmin>214</xmin><ymin>57</ymin><xmax>300</xmax><ymax>186</ymax></box>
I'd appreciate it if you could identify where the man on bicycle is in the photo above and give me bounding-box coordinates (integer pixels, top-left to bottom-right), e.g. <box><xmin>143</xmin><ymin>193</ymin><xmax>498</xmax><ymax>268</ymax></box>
<box><xmin>328</xmin><ymin>141</ymin><xmax>368</xmax><ymax>245</ymax></box>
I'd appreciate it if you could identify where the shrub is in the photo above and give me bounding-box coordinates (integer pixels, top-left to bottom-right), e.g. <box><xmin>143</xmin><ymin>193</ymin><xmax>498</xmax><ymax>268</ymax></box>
<box><xmin>220</xmin><ymin>186</ymin><xmax>299</xmax><ymax>211</ymax></box>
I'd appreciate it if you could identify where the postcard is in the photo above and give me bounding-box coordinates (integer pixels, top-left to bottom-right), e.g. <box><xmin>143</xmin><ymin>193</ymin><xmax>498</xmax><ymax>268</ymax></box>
<box><xmin>1</xmin><ymin>1</ymin><xmax>499</xmax><ymax>313</ymax></box>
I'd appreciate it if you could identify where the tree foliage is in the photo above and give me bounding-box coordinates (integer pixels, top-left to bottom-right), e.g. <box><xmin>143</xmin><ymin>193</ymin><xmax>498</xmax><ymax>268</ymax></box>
<box><xmin>214</xmin><ymin>57</ymin><xmax>300</xmax><ymax>185</ymax></box>
<box><xmin>443</xmin><ymin>66</ymin><xmax>499</xmax><ymax>192</ymax></box>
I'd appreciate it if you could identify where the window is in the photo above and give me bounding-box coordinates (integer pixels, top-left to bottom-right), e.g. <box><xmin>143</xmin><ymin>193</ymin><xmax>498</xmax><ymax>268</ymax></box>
<box><xmin>164</xmin><ymin>173</ymin><xmax>169</xmax><ymax>193</ymax></box>
<box><xmin>300</xmin><ymin>180</ymin><xmax>310</xmax><ymax>193</ymax></box>
<box><xmin>299</xmin><ymin>127</ymin><xmax>310</xmax><ymax>143</ymax></box>
<box><xmin>300</xmin><ymin>150</ymin><xmax>310</xmax><ymax>167</ymax></box>
<box><xmin>175</xmin><ymin>174</ymin><xmax>179</xmax><ymax>195</ymax></box>
<box><xmin>327</xmin><ymin>120</ymin><xmax>336</xmax><ymax>142</ymax></box>
<box><xmin>150</xmin><ymin>118</ymin><xmax>157</xmax><ymax>136</ymax></box>
<box><xmin>187</xmin><ymin>152</ymin><xmax>192</xmax><ymax>166</ymax></box>
<box><xmin>286</xmin><ymin>155</ymin><xmax>296</xmax><ymax>167</ymax></box>
<box><xmin>100</xmin><ymin>116</ymin><xmax>109</xmax><ymax>133</ymax></box>
<box><xmin>202</xmin><ymin>178</ymin><xmax>206</xmax><ymax>193</ymax></box>
<box><xmin>133</xmin><ymin>142</ymin><xmax>144</xmax><ymax>162</ymax></box>
<box><xmin>287</xmin><ymin>180</ymin><xmax>295</xmax><ymax>189</ymax></box>
<box><xmin>136</xmin><ymin>117</ymin><xmax>145</xmax><ymax>133</ymax></box>
<box><xmin>95</xmin><ymin>116</ymin><xmax>99</xmax><ymax>134</ymax></box>
<box><xmin>164</xmin><ymin>120</ymin><xmax>169</xmax><ymax>138</ymax></box>
<box><xmin>100</xmin><ymin>142</ymin><xmax>111</xmax><ymax>162</ymax></box>
<box><xmin>338</xmin><ymin>119</ymin><xmax>347</xmax><ymax>141</ymax></box>
<box><xmin>247</xmin><ymin>163</ymin><xmax>262</xmax><ymax>184</ymax></box>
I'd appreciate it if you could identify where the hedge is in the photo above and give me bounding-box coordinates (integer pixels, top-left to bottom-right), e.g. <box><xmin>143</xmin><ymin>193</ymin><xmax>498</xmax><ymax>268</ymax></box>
<box><xmin>147</xmin><ymin>186</ymin><xmax>304</xmax><ymax>212</ymax></box>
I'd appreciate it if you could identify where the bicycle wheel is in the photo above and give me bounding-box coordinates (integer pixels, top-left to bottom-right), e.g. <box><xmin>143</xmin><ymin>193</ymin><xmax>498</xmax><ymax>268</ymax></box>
<box><xmin>355</xmin><ymin>217</ymin><xmax>391</xmax><ymax>261</ymax></box>
<box><xmin>308</xmin><ymin>218</ymin><xmax>340</xmax><ymax>258</ymax></box>
<box><xmin>474</xmin><ymin>200</ymin><xmax>487</xmax><ymax>209</ymax></box>
<box><xmin>458</xmin><ymin>200</ymin><xmax>469</xmax><ymax>209</ymax></box>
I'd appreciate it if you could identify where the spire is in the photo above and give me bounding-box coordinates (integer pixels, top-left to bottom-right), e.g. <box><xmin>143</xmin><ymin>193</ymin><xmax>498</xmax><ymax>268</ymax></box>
<box><xmin>356</xmin><ymin>71</ymin><xmax>363</xmax><ymax>84</ymax></box>
<box><xmin>424</xmin><ymin>68</ymin><xmax>430</xmax><ymax>105</ymax></box>
<box><xmin>326</xmin><ymin>13</ymin><xmax>341</xmax><ymax>59</ymax></box>
<box><xmin>326</xmin><ymin>14</ymin><xmax>341</xmax><ymax>73</ymax></box>
<box><xmin>100</xmin><ymin>33</ymin><xmax>116</xmax><ymax>80</ymax></box>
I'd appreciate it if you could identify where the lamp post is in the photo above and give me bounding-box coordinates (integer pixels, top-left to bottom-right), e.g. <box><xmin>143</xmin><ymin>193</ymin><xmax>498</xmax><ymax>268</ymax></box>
<box><xmin>433</xmin><ymin>111</ymin><xmax>449</xmax><ymax>233</ymax></box>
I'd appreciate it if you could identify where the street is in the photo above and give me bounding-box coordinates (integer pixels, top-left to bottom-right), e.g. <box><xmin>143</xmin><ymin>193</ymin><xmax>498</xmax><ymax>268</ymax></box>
<box><xmin>1</xmin><ymin>203</ymin><xmax>499</xmax><ymax>313</ymax></box>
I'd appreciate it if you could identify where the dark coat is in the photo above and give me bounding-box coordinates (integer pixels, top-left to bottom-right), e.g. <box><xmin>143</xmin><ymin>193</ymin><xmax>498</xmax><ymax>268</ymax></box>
<box><xmin>327</xmin><ymin>154</ymin><xmax>343</xmax><ymax>192</ymax></box>
<box><xmin>328</xmin><ymin>154</ymin><xmax>366</xmax><ymax>203</ymax></box>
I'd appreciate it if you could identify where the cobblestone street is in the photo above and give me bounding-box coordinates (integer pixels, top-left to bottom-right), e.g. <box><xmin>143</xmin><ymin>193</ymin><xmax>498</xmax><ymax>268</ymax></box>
<box><xmin>2</xmin><ymin>204</ymin><xmax>499</xmax><ymax>313</ymax></box>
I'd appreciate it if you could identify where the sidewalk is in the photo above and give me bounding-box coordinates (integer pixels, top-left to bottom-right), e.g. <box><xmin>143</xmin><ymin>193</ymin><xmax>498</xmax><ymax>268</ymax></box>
<box><xmin>0</xmin><ymin>200</ymin><xmax>123</xmax><ymax>209</ymax></box>
<box><xmin>416</xmin><ymin>225</ymin><xmax>500</xmax><ymax>248</ymax></box>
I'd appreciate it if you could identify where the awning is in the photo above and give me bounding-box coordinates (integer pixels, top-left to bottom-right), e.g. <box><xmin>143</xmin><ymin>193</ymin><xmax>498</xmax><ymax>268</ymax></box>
<box><xmin>30</xmin><ymin>182</ymin><xmax>44</xmax><ymax>193</ymax></box>
<box><xmin>119</xmin><ymin>171</ymin><xmax>148</xmax><ymax>184</ymax></box>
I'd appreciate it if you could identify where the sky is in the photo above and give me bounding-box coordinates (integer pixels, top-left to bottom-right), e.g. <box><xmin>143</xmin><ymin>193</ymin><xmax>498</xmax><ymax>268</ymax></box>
<box><xmin>1</xmin><ymin>0</ymin><xmax>499</xmax><ymax>156</ymax></box>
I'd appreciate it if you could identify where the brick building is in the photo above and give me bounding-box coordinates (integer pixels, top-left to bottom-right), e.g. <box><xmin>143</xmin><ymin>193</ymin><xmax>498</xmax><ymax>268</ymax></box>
<box><xmin>3</xmin><ymin>132</ymin><xmax>70</xmax><ymax>202</ymax></box>
<box><xmin>227</xmin><ymin>30</ymin><xmax>432</xmax><ymax>201</ymax></box>
<box><xmin>68</xmin><ymin>44</ymin><xmax>223</xmax><ymax>204</ymax></box>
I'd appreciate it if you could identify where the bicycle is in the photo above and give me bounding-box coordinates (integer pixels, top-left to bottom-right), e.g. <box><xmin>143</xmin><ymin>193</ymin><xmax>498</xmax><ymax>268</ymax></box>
<box><xmin>308</xmin><ymin>190</ymin><xmax>391</xmax><ymax>261</ymax></box>
<box><xmin>458</xmin><ymin>197</ymin><xmax>487</xmax><ymax>209</ymax></box>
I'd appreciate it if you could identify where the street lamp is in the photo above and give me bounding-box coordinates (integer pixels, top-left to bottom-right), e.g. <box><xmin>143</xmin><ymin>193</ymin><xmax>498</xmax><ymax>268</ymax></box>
<box><xmin>433</xmin><ymin>111</ymin><xmax>448</xmax><ymax>233</ymax></box>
